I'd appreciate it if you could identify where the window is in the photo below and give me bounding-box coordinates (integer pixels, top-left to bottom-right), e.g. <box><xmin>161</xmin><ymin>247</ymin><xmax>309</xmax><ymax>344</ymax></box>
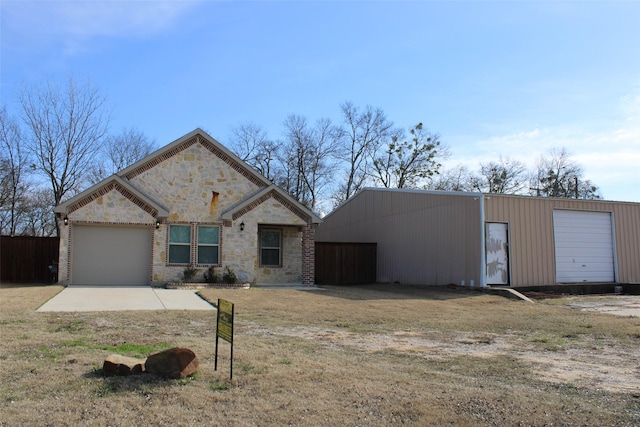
<box><xmin>168</xmin><ymin>224</ymin><xmax>221</xmax><ymax>265</ymax></box>
<box><xmin>169</xmin><ymin>225</ymin><xmax>191</xmax><ymax>264</ymax></box>
<box><xmin>260</xmin><ymin>228</ymin><xmax>281</xmax><ymax>267</ymax></box>
<box><xmin>197</xmin><ymin>225</ymin><xmax>220</xmax><ymax>265</ymax></box>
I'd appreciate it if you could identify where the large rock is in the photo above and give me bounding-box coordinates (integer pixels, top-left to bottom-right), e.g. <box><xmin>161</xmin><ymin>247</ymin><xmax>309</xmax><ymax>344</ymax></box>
<box><xmin>145</xmin><ymin>347</ymin><xmax>199</xmax><ymax>379</ymax></box>
<box><xmin>103</xmin><ymin>354</ymin><xmax>146</xmax><ymax>376</ymax></box>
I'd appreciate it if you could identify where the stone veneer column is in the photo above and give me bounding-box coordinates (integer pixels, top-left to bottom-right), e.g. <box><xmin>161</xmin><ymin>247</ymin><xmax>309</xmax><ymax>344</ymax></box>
<box><xmin>301</xmin><ymin>223</ymin><xmax>315</xmax><ymax>285</ymax></box>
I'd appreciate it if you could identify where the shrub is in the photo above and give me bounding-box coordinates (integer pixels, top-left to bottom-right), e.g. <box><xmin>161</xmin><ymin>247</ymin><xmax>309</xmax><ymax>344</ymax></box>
<box><xmin>222</xmin><ymin>266</ymin><xmax>237</xmax><ymax>284</ymax></box>
<box><xmin>182</xmin><ymin>266</ymin><xmax>199</xmax><ymax>282</ymax></box>
<box><xmin>204</xmin><ymin>266</ymin><xmax>220</xmax><ymax>284</ymax></box>
<box><xmin>203</xmin><ymin>265</ymin><xmax>237</xmax><ymax>284</ymax></box>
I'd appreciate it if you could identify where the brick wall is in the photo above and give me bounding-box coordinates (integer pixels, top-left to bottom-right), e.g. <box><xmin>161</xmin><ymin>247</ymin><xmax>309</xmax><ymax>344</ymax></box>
<box><xmin>301</xmin><ymin>224</ymin><xmax>316</xmax><ymax>285</ymax></box>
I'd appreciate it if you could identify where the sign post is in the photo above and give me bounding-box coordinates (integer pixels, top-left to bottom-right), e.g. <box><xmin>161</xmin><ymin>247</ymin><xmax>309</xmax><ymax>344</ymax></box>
<box><xmin>214</xmin><ymin>298</ymin><xmax>234</xmax><ymax>380</ymax></box>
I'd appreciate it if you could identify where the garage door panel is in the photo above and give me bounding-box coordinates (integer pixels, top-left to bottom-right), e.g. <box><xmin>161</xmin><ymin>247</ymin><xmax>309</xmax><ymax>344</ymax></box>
<box><xmin>72</xmin><ymin>225</ymin><xmax>151</xmax><ymax>285</ymax></box>
<box><xmin>553</xmin><ymin>210</ymin><xmax>614</xmax><ymax>283</ymax></box>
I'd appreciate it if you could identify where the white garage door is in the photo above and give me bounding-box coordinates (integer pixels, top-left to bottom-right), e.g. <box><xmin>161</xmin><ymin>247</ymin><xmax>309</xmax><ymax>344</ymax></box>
<box><xmin>72</xmin><ymin>225</ymin><xmax>152</xmax><ymax>285</ymax></box>
<box><xmin>553</xmin><ymin>210</ymin><xmax>615</xmax><ymax>283</ymax></box>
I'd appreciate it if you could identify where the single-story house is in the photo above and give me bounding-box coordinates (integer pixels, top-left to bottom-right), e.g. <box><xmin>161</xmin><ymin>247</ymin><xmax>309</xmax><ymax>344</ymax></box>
<box><xmin>315</xmin><ymin>188</ymin><xmax>640</xmax><ymax>288</ymax></box>
<box><xmin>54</xmin><ymin>129</ymin><xmax>321</xmax><ymax>286</ymax></box>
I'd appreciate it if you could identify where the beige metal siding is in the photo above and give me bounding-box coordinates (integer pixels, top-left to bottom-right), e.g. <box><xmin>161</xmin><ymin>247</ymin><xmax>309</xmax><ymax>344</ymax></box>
<box><xmin>614</xmin><ymin>202</ymin><xmax>640</xmax><ymax>284</ymax></box>
<box><xmin>485</xmin><ymin>195</ymin><xmax>640</xmax><ymax>286</ymax></box>
<box><xmin>316</xmin><ymin>188</ymin><xmax>482</xmax><ymax>286</ymax></box>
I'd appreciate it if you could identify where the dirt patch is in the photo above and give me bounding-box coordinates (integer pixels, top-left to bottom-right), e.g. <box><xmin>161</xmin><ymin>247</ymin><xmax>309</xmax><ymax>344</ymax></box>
<box><xmin>1</xmin><ymin>284</ymin><xmax>639</xmax><ymax>426</ymax></box>
<box><xmin>566</xmin><ymin>295</ymin><xmax>640</xmax><ymax>317</ymax></box>
<box><xmin>244</xmin><ymin>321</ymin><xmax>640</xmax><ymax>394</ymax></box>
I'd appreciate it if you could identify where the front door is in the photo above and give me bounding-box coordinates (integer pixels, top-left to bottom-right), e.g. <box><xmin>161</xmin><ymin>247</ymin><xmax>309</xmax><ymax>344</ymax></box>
<box><xmin>485</xmin><ymin>222</ymin><xmax>509</xmax><ymax>286</ymax></box>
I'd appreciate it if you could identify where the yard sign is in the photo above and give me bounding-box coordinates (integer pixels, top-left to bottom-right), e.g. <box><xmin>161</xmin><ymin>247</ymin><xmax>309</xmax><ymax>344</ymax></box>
<box><xmin>215</xmin><ymin>298</ymin><xmax>234</xmax><ymax>379</ymax></box>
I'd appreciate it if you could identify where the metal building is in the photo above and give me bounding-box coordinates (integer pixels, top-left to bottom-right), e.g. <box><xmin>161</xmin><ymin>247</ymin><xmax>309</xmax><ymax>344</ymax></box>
<box><xmin>485</xmin><ymin>194</ymin><xmax>640</xmax><ymax>287</ymax></box>
<box><xmin>316</xmin><ymin>188</ymin><xmax>483</xmax><ymax>287</ymax></box>
<box><xmin>316</xmin><ymin>188</ymin><xmax>640</xmax><ymax>287</ymax></box>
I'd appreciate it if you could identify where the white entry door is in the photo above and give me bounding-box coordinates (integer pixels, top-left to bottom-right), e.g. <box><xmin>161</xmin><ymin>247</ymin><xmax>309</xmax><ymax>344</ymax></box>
<box><xmin>485</xmin><ymin>222</ymin><xmax>509</xmax><ymax>285</ymax></box>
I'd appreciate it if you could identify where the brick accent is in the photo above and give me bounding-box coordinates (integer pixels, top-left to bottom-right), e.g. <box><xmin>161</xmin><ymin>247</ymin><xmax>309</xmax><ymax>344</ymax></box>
<box><xmin>232</xmin><ymin>190</ymin><xmax>311</xmax><ymax>223</ymax></box>
<box><xmin>124</xmin><ymin>134</ymin><xmax>268</xmax><ymax>187</ymax></box>
<box><xmin>124</xmin><ymin>137</ymin><xmax>197</xmax><ymax>179</ymax></box>
<box><xmin>301</xmin><ymin>224</ymin><xmax>316</xmax><ymax>285</ymax></box>
<box><xmin>67</xmin><ymin>182</ymin><xmax>159</xmax><ymax>218</ymax></box>
<box><xmin>200</xmin><ymin>138</ymin><xmax>268</xmax><ymax>187</ymax></box>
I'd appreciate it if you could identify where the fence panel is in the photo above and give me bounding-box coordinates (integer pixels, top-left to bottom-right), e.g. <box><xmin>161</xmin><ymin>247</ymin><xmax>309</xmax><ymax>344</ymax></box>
<box><xmin>315</xmin><ymin>242</ymin><xmax>376</xmax><ymax>285</ymax></box>
<box><xmin>1</xmin><ymin>236</ymin><xmax>60</xmax><ymax>283</ymax></box>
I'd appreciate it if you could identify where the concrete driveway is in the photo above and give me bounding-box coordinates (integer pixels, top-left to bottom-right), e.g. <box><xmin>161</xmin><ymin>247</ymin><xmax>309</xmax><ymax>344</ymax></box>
<box><xmin>36</xmin><ymin>286</ymin><xmax>216</xmax><ymax>312</ymax></box>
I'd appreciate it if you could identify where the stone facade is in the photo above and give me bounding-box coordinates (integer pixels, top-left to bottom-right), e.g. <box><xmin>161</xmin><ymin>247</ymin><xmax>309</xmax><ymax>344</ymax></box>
<box><xmin>57</xmin><ymin>186</ymin><xmax>157</xmax><ymax>285</ymax></box>
<box><xmin>55</xmin><ymin>130</ymin><xmax>320</xmax><ymax>286</ymax></box>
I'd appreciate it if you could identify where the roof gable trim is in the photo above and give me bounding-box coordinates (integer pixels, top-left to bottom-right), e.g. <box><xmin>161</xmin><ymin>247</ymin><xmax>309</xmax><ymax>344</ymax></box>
<box><xmin>55</xmin><ymin>176</ymin><xmax>169</xmax><ymax>219</ymax></box>
<box><xmin>231</xmin><ymin>189</ymin><xmax>310</xmax><ymax>223</ymax></box>
<box><xmin>121</xmin><ymin>131</ymin><xmax>269</xmax><ymax>188</ymax></box>
<box><xmin>222</xmin><ymin>185</ymin><xmax>321</xmax><ymax>224</ymax></box>
<box><xmin>122</xmin><ymin>135</ymin><xmax>199</xmax><ymax>180</ymax></box>
<box><xmin>66</xmin><ymin>181</ymin><xmax>159</xmax><ymax>218</ymax></box>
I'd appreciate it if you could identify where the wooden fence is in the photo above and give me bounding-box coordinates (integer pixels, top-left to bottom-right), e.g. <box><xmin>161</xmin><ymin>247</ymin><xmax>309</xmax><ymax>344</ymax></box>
<box><xmin>315</xmin><ymin>242</ymin><xmax>376</xmax><ymax>285</ymax></box>
<box><xmin>1</xmin><ymin>236</ymin><xmax>60</xmax><ymax>283</ymax></box>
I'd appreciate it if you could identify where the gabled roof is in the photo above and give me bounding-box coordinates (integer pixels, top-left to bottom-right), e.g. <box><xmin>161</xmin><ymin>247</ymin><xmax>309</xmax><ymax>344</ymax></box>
<box><xmin>54</xmin><ymin>175</ymin><xmax>170</xmax><ymax>219</ymax></box>
<box><xmin>222</xmin><ymin>184</ymin><xmax>322</xmax><ymax>224</ymax></box>
<box><xmin>54</xmin><ymin>129</ymin><xmax>321</xmax><ymax>225</ymax></box>
<box><xmin>117</xmin><ymin>128</ymin><xmax>273</xmax><ymax>188</ymax></box>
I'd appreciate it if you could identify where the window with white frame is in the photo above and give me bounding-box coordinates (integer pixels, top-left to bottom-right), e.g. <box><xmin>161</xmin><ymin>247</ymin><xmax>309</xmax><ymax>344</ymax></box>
<box><xmin>260</xmin><ymin>228</ymin><xmax>281</xmax><ymax>267</ymax></box>
<box><xmin>197</xmin><ymin>225</ymin><xmax>220</xmax><ymax>265</ymax></box>
<box><xmin>168</xmin><ymin>224</ymin><xmax>191</xmax><ymax>264</ymax></box>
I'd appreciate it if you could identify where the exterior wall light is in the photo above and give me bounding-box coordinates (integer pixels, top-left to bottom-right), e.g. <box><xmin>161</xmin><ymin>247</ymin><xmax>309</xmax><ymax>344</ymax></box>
<box><xmin>155</xmin><ymin>220</ymin><xmax>161</xmax><ymax>229</ymax></box>
<box><xmin>63</xmin><ymin>216</ymin><xmax>69</xmax><ymax>226</ymax></box>
<box><xmin>240</xmin><ymin>221</ymin><xmax>245</xmax><ymax>231</ymax></box>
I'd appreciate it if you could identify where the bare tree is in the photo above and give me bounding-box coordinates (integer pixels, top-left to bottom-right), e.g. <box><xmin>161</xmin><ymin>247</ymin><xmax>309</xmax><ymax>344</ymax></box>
<box><xmin>424</xmin><ymin>164</ymin><xmax>472</xmax><ymax>192</ymax></box>
<box><xmin>19</xmin><ymin>78</ymin><xmax>110</xmax><ymax>234</ymax></box>
<box><xmin>278</xmin><ymin>115</ymin><xmax>307</xmax><ymax>204</ymax></box>
<box><xmin>18</xmin><ymin>188</ymin><xmax>57</xmax><ymax>237</ymax></box>
<box><xmin>89</xmin><ymin>127</ymin><xmax>156</xmax><ymax>183</ymax></box>
<box><xmin>372</xmin><ymin>123</ymin><xmax>446</xmax><ymax>189</ymax></box>
<box><xmin>229</xmin><ymin>122</ymin><xmax>281</xmax><ymax>182</ymax></box>
<box><xmin>0</xmin><ymin>107</ymin><xmax>32</xmax><ymax>236</ymax></box>
<box><xmin>530</xmin><ymin>148</ymin><xmax>601</xmax><ymax>199</ymax></box>
<box><xmin>333</xmin><ymin>102</ymin><xmax>394</xmax><ymax>205</ymax></box>
<box><xmin>304</xmin><ymin>117</ymin><xmax>341</xmax><ymax>211</ymax></box>
<box><xmin>279</xmin><ymin>115</ymin><xmax>339</xmax><ymax>211</ymax></box>
<box><xmin>469</xmin><ymin>156</ymin><xmax>528</xmax><ymax>194</ymax></box>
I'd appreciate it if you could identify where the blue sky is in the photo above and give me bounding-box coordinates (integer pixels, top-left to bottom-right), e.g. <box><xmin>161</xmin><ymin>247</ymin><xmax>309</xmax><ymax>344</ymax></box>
<box><xmin>2</xmin><ymin>0</ymin><xmax>639</xmax><ymax>202</ymax></box>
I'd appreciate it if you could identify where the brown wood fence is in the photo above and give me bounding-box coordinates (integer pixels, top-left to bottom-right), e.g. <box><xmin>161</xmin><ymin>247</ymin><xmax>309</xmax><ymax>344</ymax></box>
<box><xmin>1</xmin><ymin>236</ymin><xmax>60</xmax><ymax>283</ymax></box>
<box><xmin>315</xmin><ymin>242</ymin><xmax>376</xmax><ymax>285</ymax></box>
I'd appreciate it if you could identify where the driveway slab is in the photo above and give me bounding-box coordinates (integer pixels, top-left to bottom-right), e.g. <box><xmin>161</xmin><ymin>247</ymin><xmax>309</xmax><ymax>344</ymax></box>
<box><xmin>36</xmin><ymin>286</ymin><xmax>215</xmax><ymax>312</ymax></box>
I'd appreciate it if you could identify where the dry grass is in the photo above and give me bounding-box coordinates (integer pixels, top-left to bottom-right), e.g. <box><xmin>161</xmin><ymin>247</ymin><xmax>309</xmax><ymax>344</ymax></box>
<box><xmin>1</xmin><ymin>283</ymin><xmax>639</xmax><ymax>426</ymax></box>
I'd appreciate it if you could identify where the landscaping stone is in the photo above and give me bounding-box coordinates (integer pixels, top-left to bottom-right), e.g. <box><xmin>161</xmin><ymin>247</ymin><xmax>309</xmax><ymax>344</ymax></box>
<box><xmin>145</xmin><ymin>347</ymin><xmax>199</xmax><ymax>379</ymax></box>
<box><xmin>165</xmin><ymin>282</ymin><xmax>250</xmax><ymax>289</ymax></box>
<box><xmin>103</xmin><ymin>354</ymin><xmax>146</xmax><ymax>376</ymax></box>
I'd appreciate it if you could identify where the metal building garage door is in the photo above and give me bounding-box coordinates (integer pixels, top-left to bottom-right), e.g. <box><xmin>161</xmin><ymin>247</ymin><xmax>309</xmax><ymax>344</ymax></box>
<box><xmin>72</xmin><ymin>225</ymin><xmax>152</xmax><ymax>285</ymax></box>
<box><xmin>553</xmin><ymin>210</ymin><xmax>615</xmax><ymax>283</ymax></box>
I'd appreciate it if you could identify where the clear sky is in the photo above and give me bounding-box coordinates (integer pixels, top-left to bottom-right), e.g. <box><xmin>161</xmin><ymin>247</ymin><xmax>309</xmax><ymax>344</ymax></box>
<box><xmin>2</xmin><ymin>0</ymin><xmax>639</xmax><ymax>203</ymax></box>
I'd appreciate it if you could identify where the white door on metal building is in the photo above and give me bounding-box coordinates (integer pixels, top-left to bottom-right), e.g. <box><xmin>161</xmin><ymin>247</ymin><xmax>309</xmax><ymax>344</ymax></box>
<box><xmin>485</xmin><ymin>222</ymin><xmax>509</xmax><ymax>285</ymax></box>
<box><xmin>553</xmin><ymin>210</ymin><xmax>615</xmax><ymax>283</ymax></box>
